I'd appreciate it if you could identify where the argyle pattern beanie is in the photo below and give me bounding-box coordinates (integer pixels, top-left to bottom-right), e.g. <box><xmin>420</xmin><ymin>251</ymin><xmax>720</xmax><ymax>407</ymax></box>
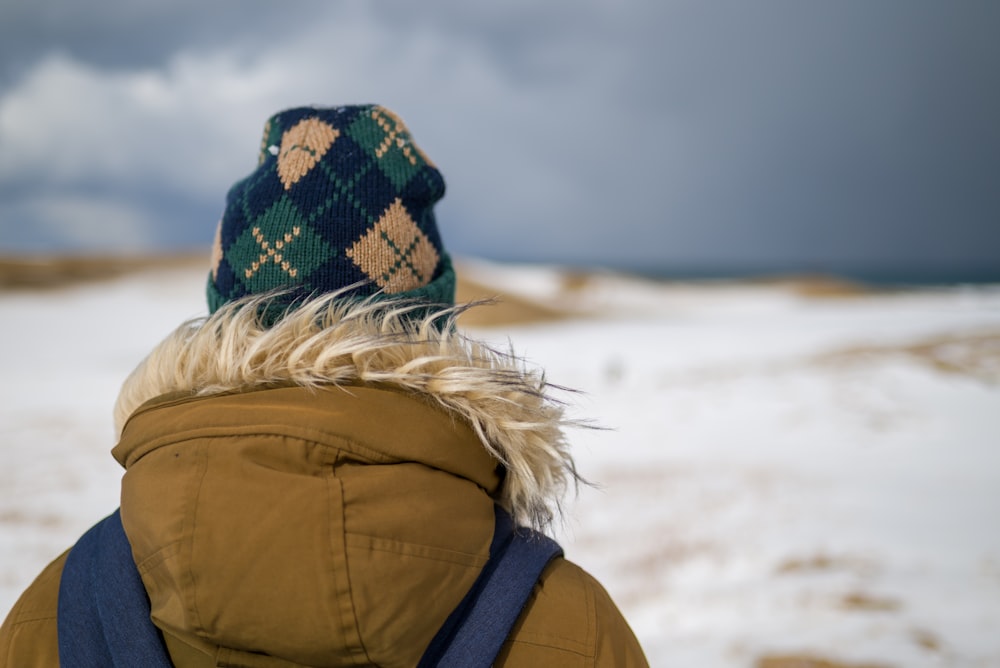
<box><xmin>207</xmin><ymin>105</ymin><xmax>454</xmax><ymax>318</ymax></box>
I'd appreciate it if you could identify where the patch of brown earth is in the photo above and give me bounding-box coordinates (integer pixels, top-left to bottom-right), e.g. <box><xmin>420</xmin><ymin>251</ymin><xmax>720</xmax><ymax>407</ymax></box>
<box><xmin>751</xmin><ymin>274</ymin><xmax>876</xmax><ymax>298</ymax></box>
<box><xmin>776</xmin><ymin>553</ymin><xmax>878</xmax><ymax>577</ymax></box>
<box><xmin>819</xmin><ymin>331</ymin><xmax>1000</xmax><ymax>383</ymax></box>
<box><xmin>776</xmin><ymin>554</ymin><xmax>840</xmax><ymax>573</ymax></box>
<box><xmin>756</xmin><ymin>656</ymin><xmax>893</xmax><ymax>668</ymax></box>
<box><xmin>558</xmin><ymin>270</ymin><xmax>597</xmax><ymax>294</ymax></box>
<box><xmin>0</xmin><ymin>253</ymin><xmax>205</xmax><ymax>290</ymax></box>
<box><xmin>0</xmin><ymin>509</ymin><xmax>64</xmax><ymax>527</ymax></box>
<box><xmin>910</xmin><ymin>628</ymin><xmax>941</xmax><ymax>652</ymax></box>
<box><xmin>454</xmin><ymin>274</ymin><xmax>574</xmax><ymax>328</ymax></box>
<box><xmin>839</xmin><ymin>592</ymin><xmax>901</xmax><ymax>612</ymax></box>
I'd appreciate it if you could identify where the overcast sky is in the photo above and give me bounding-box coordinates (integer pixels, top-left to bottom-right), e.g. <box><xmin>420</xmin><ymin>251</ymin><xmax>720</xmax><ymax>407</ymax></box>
<box><xmin>1</xmin><ymin>1</ymin><xmax>998</xmax><ymax>280</ymax></box>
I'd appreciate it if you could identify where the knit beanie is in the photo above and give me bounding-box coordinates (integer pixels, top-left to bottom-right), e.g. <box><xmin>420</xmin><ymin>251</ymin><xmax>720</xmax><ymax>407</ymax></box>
<box><xmin>207</xmin><ymin>105</ymin><xmax>454</xmax><ymax>319</ymax></box>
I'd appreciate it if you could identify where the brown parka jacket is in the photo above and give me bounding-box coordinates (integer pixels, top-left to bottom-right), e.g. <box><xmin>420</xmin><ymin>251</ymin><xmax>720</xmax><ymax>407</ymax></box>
<box><xmin>1</xmin><ymin>296</ymin><xmax>648</xmax><ymax>667</ymax></box>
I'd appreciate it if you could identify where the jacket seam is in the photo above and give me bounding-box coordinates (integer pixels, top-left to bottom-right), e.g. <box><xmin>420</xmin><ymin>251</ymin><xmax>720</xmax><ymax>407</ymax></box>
<box><xmin>186</xmin><ymin>440</ymin><xmax>211</xmax><ymax>639</ymax></box>
<box><xmin>506</xmin><ymin>636</ymin><xmax>592</xmax><ymax>658</ymax></box>
<box><xmin>327</xmin><ymin>456</ymin><xmax>371</xmax><ymax>667</ymax></box>
<box><xmin>124</xmin><ymin>428</ymin><xmax>409</xmax><ymax>469</ymax></box>
<box><xmin>586</xmin><ymin>567</ymin><xmax>597</xmax><ymax>666</ymax></box>
<box><xmin>6</xmin><ymin>613</ymin><xmax>56</xmax><ymax>626</ymax></box>
<box><xmin>344</xmin><ymin>532</ymin><xmax>488</xmax><ymax>567</ymax></box>
<box><xmin>135</xmin><ymin>538</ymin><xmax>182</xmax><ymax>575</ymax></box>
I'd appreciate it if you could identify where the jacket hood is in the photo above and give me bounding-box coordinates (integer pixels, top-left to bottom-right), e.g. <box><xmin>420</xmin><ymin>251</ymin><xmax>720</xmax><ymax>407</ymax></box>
<box><xmin>114</xmin><ymin>291</ymin><xmax>578</xmax><ymax>529</ymax></box>
<box><xmin>112</xmin><ymin>384</ymin><xmax>504</xmax><ymax>667</ymax></box>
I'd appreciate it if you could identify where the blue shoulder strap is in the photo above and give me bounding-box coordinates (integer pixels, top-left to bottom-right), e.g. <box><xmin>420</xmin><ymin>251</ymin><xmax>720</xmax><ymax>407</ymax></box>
<box><xmin>57</xmin><ymin>509</ymin><xmax>173</xmax><ymax>668</ymax></box>
<box><xmin>419</xmin><ymin>505</ymin><xmax>564</xmax><ymax>667</ymax></box>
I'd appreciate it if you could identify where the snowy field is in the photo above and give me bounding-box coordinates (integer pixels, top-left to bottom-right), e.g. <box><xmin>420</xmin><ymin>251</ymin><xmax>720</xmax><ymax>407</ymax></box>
<box><xmin>2</xmin><ymin>261</ymin><xmax>999</xmax><ymax>667</ymax></box>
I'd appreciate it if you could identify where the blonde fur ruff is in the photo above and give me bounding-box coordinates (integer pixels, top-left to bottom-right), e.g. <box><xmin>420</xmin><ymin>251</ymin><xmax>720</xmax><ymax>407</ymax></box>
<box><xmin>114</xmin><ymin>292</ymin><xmax>579</xmax><ymax>529</ymax></box>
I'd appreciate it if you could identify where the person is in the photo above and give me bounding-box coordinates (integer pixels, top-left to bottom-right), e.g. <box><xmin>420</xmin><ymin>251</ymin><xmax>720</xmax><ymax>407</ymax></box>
<box><xmin>0</xmin><ymin>105</ymin><xmax>648</xmax><ymax>667</ymax></box>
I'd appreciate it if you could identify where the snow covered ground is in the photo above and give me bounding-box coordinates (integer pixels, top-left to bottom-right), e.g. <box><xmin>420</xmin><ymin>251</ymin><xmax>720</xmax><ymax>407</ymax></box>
<box><xmin>2</xmin><ymin>261</ymin><xmax>999</xmax><ymax>667</ymax></box>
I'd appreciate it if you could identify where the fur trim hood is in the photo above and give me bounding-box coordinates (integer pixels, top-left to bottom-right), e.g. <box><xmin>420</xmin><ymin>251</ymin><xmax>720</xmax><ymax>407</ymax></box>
<box><xmin>114</xmin><ymin>293</ymin><xmax>578</xmax><ymax>528</ymax></box>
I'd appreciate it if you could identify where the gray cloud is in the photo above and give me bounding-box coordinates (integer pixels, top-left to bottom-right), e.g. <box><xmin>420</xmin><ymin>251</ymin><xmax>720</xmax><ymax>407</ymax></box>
<box><xmin>0</xmin><ymin>0</ymin><xmax>291</xmax><ymax>83</ymax></box>
<box><xmin>1</xmin><ymin>1</ymin><xmax>998</xmax><ymax>281</ymax></box>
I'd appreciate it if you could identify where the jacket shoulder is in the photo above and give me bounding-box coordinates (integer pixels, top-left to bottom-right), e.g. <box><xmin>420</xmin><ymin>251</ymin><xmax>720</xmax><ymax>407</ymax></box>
<box><xmin>0</xmin><ymin>550</ymin><xmax>67</xmax><ymax>668</ymax></box>
<box><xmin>497</xmin><ymin>557</ymin><xmax>648</xmax><ymax>667</ymax></box>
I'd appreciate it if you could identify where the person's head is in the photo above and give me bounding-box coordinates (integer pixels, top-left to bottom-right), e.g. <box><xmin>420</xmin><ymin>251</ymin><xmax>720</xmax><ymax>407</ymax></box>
<box><xmin>206</xmin><ymin>105</ymin><xmax>454</xmax><ymax>323</ymax></box>
<box><xmin>117</xmin><ymin>105</ymin><xmax>576</xmax><ymax>529</ymax></box>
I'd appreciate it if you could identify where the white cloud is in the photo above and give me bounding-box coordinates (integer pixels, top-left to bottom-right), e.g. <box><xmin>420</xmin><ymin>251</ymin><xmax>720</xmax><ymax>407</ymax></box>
<box><xmin>0</xmin><ymin>52</ymin><xmax>279</xmax><ymax>197</ymax></box>
<box><xmin>0</xmin><ymin>9</ymin><xmax>522</xmax><ymax>192</ymax></box>
<box><xmin>0</xmin><ymin>8</ymin><xmax>614</xmax><ymax>256</ymax></box>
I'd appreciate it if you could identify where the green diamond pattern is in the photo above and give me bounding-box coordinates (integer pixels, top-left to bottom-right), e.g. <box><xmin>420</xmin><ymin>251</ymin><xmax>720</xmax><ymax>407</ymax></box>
<box><xmin>346</xmin><ymin>112</ymin><xmax>424</xmax><ymax>190</ymax></box>
<box><xmin>229</xmin><ymin>195</ymin><xmax>335</xmax><ymax>294</ymax></box>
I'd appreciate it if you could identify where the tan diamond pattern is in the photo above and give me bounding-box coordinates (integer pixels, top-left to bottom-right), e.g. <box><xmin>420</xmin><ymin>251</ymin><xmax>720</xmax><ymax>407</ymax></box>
<box><xmin>277</xmin><ymin>117</ymin><xmax>340</xmax><ymax>190</ymax></box>
<box><xmin>347</xmin><ymin>198</ymin><xmax>440</xmax><ymax>294</ymax></box>
<box><xmin>210</xmin><ymin>220</ymin><xmax>224</xmax><ymax>280</ymax></box>
<box><xmin>244</xmin><ymin>226</ymin><xmax>302</xmax><ymax>279</ymax></box>
<box><xmin>371</xmin><ymin>106</ymin><xmax>436</xmax><ymax>168</ymax></box>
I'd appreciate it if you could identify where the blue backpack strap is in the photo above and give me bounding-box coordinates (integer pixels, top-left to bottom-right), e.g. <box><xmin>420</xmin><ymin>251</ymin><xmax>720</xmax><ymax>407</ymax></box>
<box><xmin>57</xmin><ymin>508</ymin><xmax>174</xmax><ymax>668</ymax></box>
<box><xmin>419</xmin><ymin>505</ymin><xmax>564</xmax><ymax>667</ymax></box>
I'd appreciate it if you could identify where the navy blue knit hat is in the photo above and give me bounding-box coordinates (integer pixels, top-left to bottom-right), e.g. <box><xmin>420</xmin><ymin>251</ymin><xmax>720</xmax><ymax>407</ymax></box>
<box><xmin>207</xmin><ymin>105</ymin><xmax>454</xmax><ymax>316</ymax></box>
